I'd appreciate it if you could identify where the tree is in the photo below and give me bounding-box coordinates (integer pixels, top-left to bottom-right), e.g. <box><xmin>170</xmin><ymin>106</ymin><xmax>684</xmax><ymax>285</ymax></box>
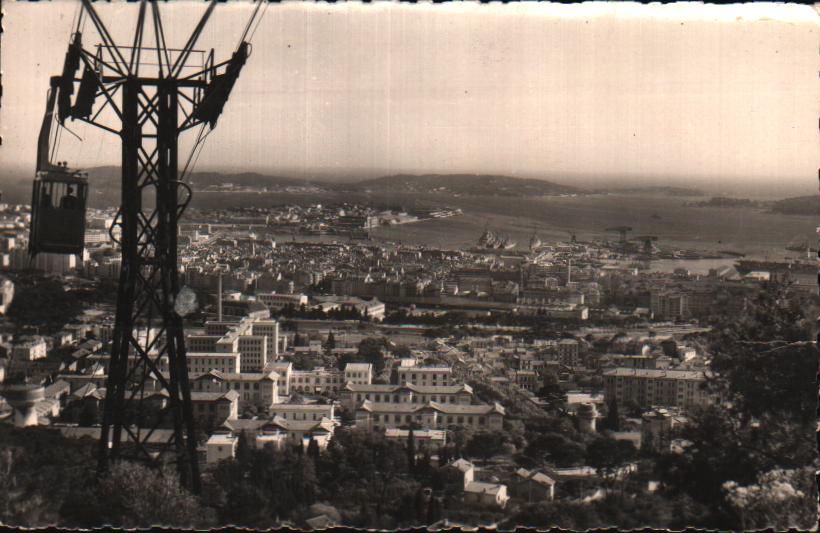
<box><xmin>659</xmin><ymin>339</ymin><xmax>678</xmax><ymax>357</ymax></box>
<box><xmin>426</xmin><ymin>496</ymin><xmax>442</xmax><ymax>525</ymax></box>
<box><xmin>657</xmin><ymin>283</ymin><xmax>818</xmax><ymax>529</ymax></box>
<box><xmin>524</xmin><ymin>432</ymin><xmax>586</xmax><ymax>467</ymax></box>
<box><xmin>392</xmin><ymin>344</ymin><xmax>412</xmax><ymax>359</ymax></box>
<box><xmin>307</xmin><ymin>436</ymin><xmax>320</xmax><ymax>462</ymax></box>
<box><xmin>289</xmin><ymin>455</ymin><xmax>318</xmax><ymax>506</ymax></box>
<box><xmin>95</xmin><ymin>462</ymin><xmax>215</xmax><ymax>528</ymax></box>
<box><xmin>537</xmin><ymin>371</ymin><xmax>567</xmax><ymax>413</ymax></box>
<box><xmin>412</xmin><ymin>488</ymin><xmax>427</xmax><ymax>524</ymax></box>
<box><xmin>355</xmin><ymin>337</ymin><xmax>389</xmax><ymax>374</ymax></box>
<box><xmin>600</xmin><ymin>397</ymin><xmax>620</xmax><ymax>432</ymax></box>
<box><xmin>406</xmin><ymin>426</ymin><xmax>416</xmax><ymax>473</ymax></box>
<box><xmin>463</xmin><ymin>431</ymin><xmax>508</xmax><ymax>463</ymax></box>
<box><xmin>585</xmin><ymin>437</ymin><xmax>636</xmax><ymax>488</ymax></box>
<box><xmin>325</xmin><ymin>331</ymin><xmax>336</xmax><ymax>352</ymax></box>
<box><xmin>722</xmin><ymin>468</ymin><xmax>816</xmax><ymax>530</ymax></box>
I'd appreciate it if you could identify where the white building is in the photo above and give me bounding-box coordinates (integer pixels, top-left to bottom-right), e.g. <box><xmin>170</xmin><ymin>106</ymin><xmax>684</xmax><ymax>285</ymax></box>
<box><xmin>269</xmin><ymin>402</ymin><xmax>335</xmax><ymax>422</ymax></box>
<box><xmin>250</xmin><ymin>319</ymin><xmax>281</xmax><ymax>358</ymax></box>
<box><xmin>290</xmin><ymin>367</ymin><xmax>346</xmax><ymax>394</ymax></box>
<box><xmin>384</xmin><ymin>427</ymin><xmax>447</xmax><ymax>452</ymax></box>
<box><xmin>205</xmin><ymin>432</ymin><xmax>239</xmax><ymax>464</ymax></box>
<box><xmin>189</xmin><ymin>370</ymin><xmax>280</xmax><ymax>409</ymax></box>
<box><xmin>187</xmin><ymin>316</ymin><xmax>282</xmax><ymax>373</ymax></box>
<box><xmin>0</xmin><ymin>276</ymin><xmax>13</xmax><ymax>315</ymax></box>
<box><xmin>266</xmin><ymin>360</ymin><xmax>292</xmax><ymax>396</ymax></box>
<box><xmin>341</xmin><ymin>383</ymin><xmax>473</xmax><ymax>411</ymax></box>
<box><xmin>257</xmin><ymin>292</ymin><xmax>308</xmax><ymax>310</ymax></box>
<box><xmin>12</xmin><ymin>337</ymin><xmax>48</xmax><ymax>361</ymax></box>
<box><xmin>223</xmin><ymin>415</ymin><xmax>336</xmax><ymax>451</ymax></box>
<box><xmin>397</xmin><ymin>365</ymin><xmax>453</xmax><ymax>387</ymax></box>
<box><xmin>444</xmin><ymin>459</ymin><xmax>509</xmax><ymax>509</ymax></box>
<box><xmin>187</xmin><ymin>352</ymin><xmax>240</xmax><ymax>374</ymax></box>
<box><xmin>344</xmin><ymin>363</ymin><xmax>373</xmax><ymax>386</ymax></box>
<box><xmin>355</xmin><ymin>400</ymin><xmax>505</xmax><ymax>432</ymax></box>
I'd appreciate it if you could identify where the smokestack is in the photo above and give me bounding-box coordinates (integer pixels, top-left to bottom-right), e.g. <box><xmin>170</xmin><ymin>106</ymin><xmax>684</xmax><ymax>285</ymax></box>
<box><xmin>217</xmin><ymin>272</ymin><xmax>223</xmax><ymax>322</ymax></box>
<box><xmin>567</xmin><ymin>259</ymin><xmax>572</xmax><ymax>285</ymax></box>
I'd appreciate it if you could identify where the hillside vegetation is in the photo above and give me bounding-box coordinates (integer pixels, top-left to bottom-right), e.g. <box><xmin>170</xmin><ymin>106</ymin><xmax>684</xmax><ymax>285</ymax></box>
<box><xmin>345</xmin><ymin>174</ymin><xmax>583</xmax><ymax>196</ymax></box>
<box><xmin>769</xmin><ymin>195</ymin><xmax>818</xmax><ymax>216</ymax></box>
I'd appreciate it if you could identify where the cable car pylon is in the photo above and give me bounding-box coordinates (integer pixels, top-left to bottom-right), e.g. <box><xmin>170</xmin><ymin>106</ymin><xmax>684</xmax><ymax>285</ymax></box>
<box><xmin>31</xmin><ymin>0</ymin><xmax>261</xmax><ymax>492</ymax></box>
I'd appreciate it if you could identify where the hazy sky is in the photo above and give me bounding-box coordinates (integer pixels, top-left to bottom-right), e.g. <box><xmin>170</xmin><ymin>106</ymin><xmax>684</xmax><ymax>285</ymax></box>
<box><xmin>1</xmin><ymin>1</ymin><xmax>817</xmax><ymax>194</ymax></box>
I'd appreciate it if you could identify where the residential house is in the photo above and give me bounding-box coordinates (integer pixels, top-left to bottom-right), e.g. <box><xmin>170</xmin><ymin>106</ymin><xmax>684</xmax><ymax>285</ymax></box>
<box><xmin>441</xmin><ymin>458</ymin><xmax>509</xmax><ymax>509</ymax></box>
<box><xmin>509</xmin><ymin>468</ymin><xmax>556</xmax><ymax>502</ymax></box>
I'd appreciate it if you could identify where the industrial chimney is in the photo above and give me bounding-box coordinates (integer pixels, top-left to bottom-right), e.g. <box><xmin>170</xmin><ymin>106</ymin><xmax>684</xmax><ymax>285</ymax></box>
<box><xmin>217</xmin><ymin>272</ymin><xmax>223</xmax><ymax>322</ymax></box>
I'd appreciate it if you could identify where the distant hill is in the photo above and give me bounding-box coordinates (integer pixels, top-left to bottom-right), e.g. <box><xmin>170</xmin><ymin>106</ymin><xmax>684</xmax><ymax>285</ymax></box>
<box><xmin>76</xmin><ymin>169</ymin><xmax>582</xmax><ymax>202</ymax></box>
<box><xmin>685</xmin><ymin>196</ymin><xmax>764</xmax><ymax>208</ymax></box>
<box><xmin>186</xmin><ymin>171</ymin><xmax>318</xmax><ymax>189</ymax></box>
<box><xmin>85</xmin><ymin>167</ymin><xmax>318</xmax><ymax>190</ymax></box>
<box><xmin>605</xmin><ymin>186</ymin><xmax>706</xmax><ymax>197</ymax></box>
<box><xmin>769</xmin><ymin>195</ymin><xmax>819</xmax><ymax>216</ymax></box>
<box><xmin>343</xmin><ymin>174</ymin><xmax>583</xmax><ymax>196</ymax></box>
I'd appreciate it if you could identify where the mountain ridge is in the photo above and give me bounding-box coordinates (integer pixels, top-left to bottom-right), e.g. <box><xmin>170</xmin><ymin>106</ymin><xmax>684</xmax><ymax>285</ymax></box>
<box><xmin>80</xmin><ymin>168</ymin><xmax>586</xmax><ymax>196</ymax></box>
<box><xmin>338</xmin><ymin>173</ymin><xmax>584</xmax><ymax>196</ymax></box>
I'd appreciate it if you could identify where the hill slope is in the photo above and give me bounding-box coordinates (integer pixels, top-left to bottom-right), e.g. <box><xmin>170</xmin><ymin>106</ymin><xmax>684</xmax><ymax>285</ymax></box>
<box><xmin>769</xmin><ymin>195</ymin><xmax>819</xmax><ymax>216</ymax></box>
<box><xmin>344</xmin><ymin>174</ymin><xmax>583</xmax><ymax>196</ymax></box>
<box><xmin>85</xmin><ymin>167</ymin><xmax>317</xmax><ymax>190</ymax></box>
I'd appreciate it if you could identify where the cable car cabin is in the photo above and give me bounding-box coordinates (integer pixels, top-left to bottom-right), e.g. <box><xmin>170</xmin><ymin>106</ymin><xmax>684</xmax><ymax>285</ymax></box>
<box><xmin>29</xmin><ymin>170</ymin><xmax>88</xmax><ymax>256</ymax></box>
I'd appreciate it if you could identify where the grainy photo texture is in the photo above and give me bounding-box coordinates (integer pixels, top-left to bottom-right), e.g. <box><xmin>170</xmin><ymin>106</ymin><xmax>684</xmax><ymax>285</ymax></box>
<box><xmin>0</xmin><ymin>1</ymin><xmax>817</xmax><ymax>530</ymax></box>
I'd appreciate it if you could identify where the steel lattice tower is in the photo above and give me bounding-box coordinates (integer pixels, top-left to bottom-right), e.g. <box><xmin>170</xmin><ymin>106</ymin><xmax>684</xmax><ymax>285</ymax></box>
<box><xmin>48</xmin><ymin>0</ymin><xmax>257</xmax><ymax>491</ymax></box>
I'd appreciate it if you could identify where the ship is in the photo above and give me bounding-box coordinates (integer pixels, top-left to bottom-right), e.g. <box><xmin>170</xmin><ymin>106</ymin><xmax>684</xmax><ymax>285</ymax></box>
<box><xmin>477</xmin><ymin>228</ymin><xmax>517</xmax><ymax>250</ymax></box>
<box><xmin>785</xmin><ymin>238</ymin><xmax>814</xmax><ymax>254</ymax></box>
<box><xmin>734</xmin><ymin>259</ymin><xmax>815</xmax><ymax>276</ymax></box>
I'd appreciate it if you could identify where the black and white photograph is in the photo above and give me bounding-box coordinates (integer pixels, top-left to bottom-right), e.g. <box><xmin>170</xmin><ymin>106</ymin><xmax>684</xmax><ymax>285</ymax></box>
<box><xmin>0</xmin><ymin>1</ymin><xmax>817</xmax><ymax>530</ymax></box>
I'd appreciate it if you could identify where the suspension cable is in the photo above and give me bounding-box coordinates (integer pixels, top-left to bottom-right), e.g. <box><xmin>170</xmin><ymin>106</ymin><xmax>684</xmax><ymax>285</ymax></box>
<box><xmin>238</xmin><ymin>0</ymin><xmax>264</xmax><ymax>47</ymax></box>
<box><xmin>50</xmin><ymin>115</ymin><xmax>63</xmax><ymax>165</ymax></box>
<box><xmin>183</xmin><ymin>129</ymin><xmax>212</xmax><ymax>182</ymax></box>
<box><xmin>70</xmin><ymin>2</ymin><xmax>81</xmax><ymax>35</ymax></box>
<box><xmin>180</xmin><ymin>124</ymin><xmax>212</xmax><ymax>182</ymax></box>
<box><xmin>247</xmin><ymin>0</ymin><xmax>270</xmax><ymax>44</ymax></box>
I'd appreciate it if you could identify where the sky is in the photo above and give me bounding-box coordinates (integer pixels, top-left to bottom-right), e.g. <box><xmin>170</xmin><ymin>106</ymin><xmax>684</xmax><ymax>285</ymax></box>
<box><xmin>1</xmin><ymin>1</ymin><xmax>818</xmax><ymax>195</ymax></box>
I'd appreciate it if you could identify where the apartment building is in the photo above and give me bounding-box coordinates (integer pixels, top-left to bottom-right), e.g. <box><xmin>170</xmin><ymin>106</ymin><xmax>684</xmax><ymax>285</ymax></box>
<box><xmin>266</xmin><ymin>361</ymin><xmax>293</xmax><ymax>396</ymax></box>
<box><xmin>186</xmin><ymin>352</ymin><xmax>240</xmax><ymax>374</ymax></box>
<box><xmin>187</xmin><ymin>316</ymin><xmax>282</xmax><ymax>373</ymax></box>
<box><xmin>603</xmin><ymin>367</ymin><xmax>712</xmax><ymax>410</ymax></box>
<box><xmin>189</xmin><ymin>369</ymin><xmax>280</xmax><ymax>409</ymax></box>
<box><xmin>650</xmin><ymin>291</ymin><xmax>690</xmax><ymax>321</ymax></box>
<box><xmin>290</xmin><ymin>367</ymin><xmax>346</xmax><ymax>394</ymax></box>
<box><xmin>189</xmin><ymin>390</ymin><xmax>240</xmax><ymax>426</ymax></box>
<box><xmin>355</xmin><ymin>400</ymin><xmax>505</xmax><ymax>432</ymax></box>
<box><xmin>221</xmin><ymin>415</ymin><xmax>336</xmax><ymax>453</ymax></box>
<box><xmin>12</xmin><ymin>337</ymin><xmax>48</xmax><ymax>361</ymax></box>
<box><xmin>556</xmin><ymin>338</ymin><xmax>581</xmax><ymax>366</ymax></box>
<box><xmin>397</xmin><ymin>365</ymin><xmax>453</xmax><ymax>387</ymax></box>
<box><xmin>340</xmin><ymin>383</ymin><xmax>473</xmax><ymax>411</ymax></box>
<box><xmin>344</xmin><ymin>362</ymin><xmax>372</xmax><ymax>385</ymax></box>
<box><xmin>269</xmin><ymin>402</ymin><xmax>335</xmax><ymax>422</ymax></box>
<box><xmin>256</xmin><ymin>292</ymin><xmax>308</xmax><ymax>310</ymax></box>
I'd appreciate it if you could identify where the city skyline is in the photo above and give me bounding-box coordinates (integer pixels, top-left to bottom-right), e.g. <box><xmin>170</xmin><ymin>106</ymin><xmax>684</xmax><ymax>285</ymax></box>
<box><xmin>1</xmin><ymin>2</ymin><xmax>818</xmax><ymax>196</ymax></box>
<box><xmin>0</xmin><ymin>2</ymin><xmax>816</xmax><ymax>529</ymax></box>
